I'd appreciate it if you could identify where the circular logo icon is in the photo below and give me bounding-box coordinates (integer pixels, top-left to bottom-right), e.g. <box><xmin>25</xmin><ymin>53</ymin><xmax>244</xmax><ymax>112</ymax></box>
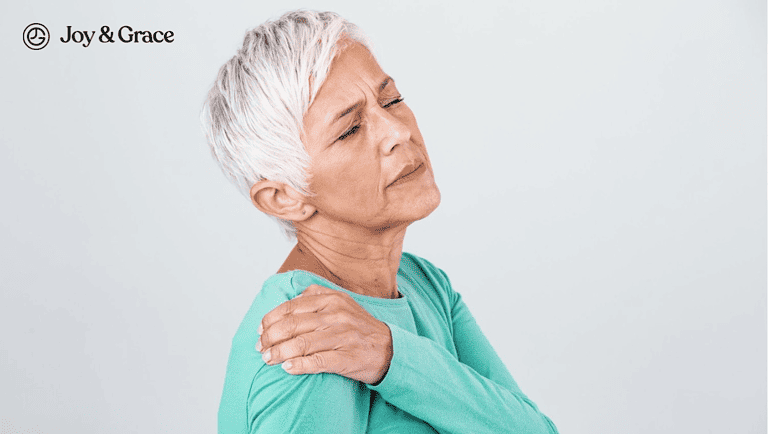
<box><xmin>23</xmin><ymin>23</ymin><xmax>50</xmax><ymax>50</ymax></box>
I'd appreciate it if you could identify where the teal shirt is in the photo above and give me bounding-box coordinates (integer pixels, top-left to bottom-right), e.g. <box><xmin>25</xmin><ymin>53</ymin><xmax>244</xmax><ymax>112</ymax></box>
<box><xmin>219</xmin><ymin>253</ymin><xmax>558</xmax><ymax>433</ymax></box>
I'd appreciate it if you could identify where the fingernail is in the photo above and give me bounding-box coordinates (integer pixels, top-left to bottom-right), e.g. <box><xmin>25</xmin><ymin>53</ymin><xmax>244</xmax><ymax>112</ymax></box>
<box><xmin>258</xmin><ymin>323</ymin><xmax>263</xmax><ymax>335</ymax></box>
<box><xmin>282</xmin><ymin>361</ymin><xmax>292</xmax><ymax>371</ymax></box>
<box><xmin>255</xmin><ymin>340</ymin><xmax>262</xmax><ymax>352</ymax></box>
<box><xmin>262</xmin><ymin>349</ymin><xmax>271</xmax><ymax>364</ymax></box>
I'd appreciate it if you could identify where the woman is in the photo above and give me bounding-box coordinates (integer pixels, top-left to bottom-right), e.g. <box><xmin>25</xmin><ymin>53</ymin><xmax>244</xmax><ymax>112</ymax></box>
<box><xmin>202</xmin><ymin>10</ymin><xmax>558</xmax><ymax>434</ymax></box>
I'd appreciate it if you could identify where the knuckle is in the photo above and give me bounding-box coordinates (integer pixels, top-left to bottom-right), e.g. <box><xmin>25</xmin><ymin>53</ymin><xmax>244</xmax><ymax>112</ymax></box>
<box><xmin>284</xmin><ymin>298</ymin><xmax>295</xmax><ymax>313</ymax></box>
<box><xmin>294</xmin><ymin>335</ymin><xmax>309</xmax><ymax>355</ymax></box>
<box><xmin>260</xmin><ymin>314</ymin><xmax>272</xmax><ymax>329</ymax></box>
<box><xmin>260</xmin><ymin>328</ymin><xmax>272</xmax><ymax>346</ymax></box>
<box><xmin>333</xmin><ymin>293</ymin><xmax>353</xmax><ymax>307</ymax></box>
<box><xmin>287</xmin><ymin>315</ymin><xmax>299</xmax><ymax>334</ymax></box>
<box><xmin>270</xmin><ymin>345</ymin><xmax>281</xmax><ymax>360</ymax></box>
<box><xmin>270</xmin><ymin>324</ymin><xmax>288</xmax><ymax>343</ymax></box>
<box><xmin>263</xmin><ymin>312</ymin><xmax>278</xmax><ymax>328</ymax></box>
<box><xmin>311</xmin><ymin>353</ymin><xmax>325</xmax><ymax>369</ymax></box>
<box><xmin>344</xmin><ymin>329</ymin><xmax>361</xmax><ymax>345</ymax></box>
<box><xmin>339</xmin><ymin>310</ymin><xmax>353</xmax><ymax>322</ymax></box>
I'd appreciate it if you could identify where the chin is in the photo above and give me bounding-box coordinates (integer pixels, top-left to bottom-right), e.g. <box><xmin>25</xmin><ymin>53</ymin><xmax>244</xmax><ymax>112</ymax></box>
<box><xmin>407</xmin><ymin>185</ymin><xmax>442</xmax><ymax>223</ymax></box>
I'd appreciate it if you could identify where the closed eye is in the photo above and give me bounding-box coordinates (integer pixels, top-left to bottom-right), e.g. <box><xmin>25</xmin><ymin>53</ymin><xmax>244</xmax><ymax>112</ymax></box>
<box><xmin>382</xmin><ymin>97</ymin><xmax>404</xmax><ymax>108</ymax></box>
<box><xmin>337</xmin><ymin>124</ymin><xmax>360</xmax><ymax>141</ymax></box>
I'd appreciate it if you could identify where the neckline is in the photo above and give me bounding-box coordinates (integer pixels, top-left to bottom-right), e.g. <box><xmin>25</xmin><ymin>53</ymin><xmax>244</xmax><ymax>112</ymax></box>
<box><xmin>274</xmin><ymin>269</ymin><xmax>411</xmax><ymax>307</ymax></box>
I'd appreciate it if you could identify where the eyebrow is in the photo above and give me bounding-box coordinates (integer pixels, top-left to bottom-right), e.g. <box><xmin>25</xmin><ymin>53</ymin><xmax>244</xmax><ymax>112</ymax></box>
<box><xmin>336</xmin><ymin>102</ymin><xmax>361</xmax><ymax>121</ymax></box>
<box><xmin>379</xmin><ymin>76</ymin><xmax>392</xmax><ymax>91</ymax></box>
<box><xmin>332</xmin><ymin>76</ymin><xmax>394</xmax><ymax>124</ymax></box>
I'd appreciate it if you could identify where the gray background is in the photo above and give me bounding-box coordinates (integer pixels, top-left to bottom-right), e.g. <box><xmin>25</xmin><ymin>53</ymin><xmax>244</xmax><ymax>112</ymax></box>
<box><xmin>1</xmin><ymin>0</ymin><xmax>765</xmax><ymax>433</ymax></box>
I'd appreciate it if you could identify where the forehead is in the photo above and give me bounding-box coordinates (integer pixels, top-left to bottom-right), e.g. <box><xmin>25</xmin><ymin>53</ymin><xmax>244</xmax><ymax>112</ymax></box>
<box><xmin>303</xmin><ymin>43</ymin><xmax>387</xmax><ymax>134</ymax></box>
<box><xmin>316</xmin><ymin>42</ymin><xmax>384</xmax><ymax>101</ymax></box>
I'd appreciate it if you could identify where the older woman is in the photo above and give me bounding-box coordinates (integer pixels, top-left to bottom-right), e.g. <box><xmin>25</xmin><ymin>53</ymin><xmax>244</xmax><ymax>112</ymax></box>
<box><xmin>202</xmin><ymin>10</ymin><xmax>558</xmax><ymax>434</ymax></box>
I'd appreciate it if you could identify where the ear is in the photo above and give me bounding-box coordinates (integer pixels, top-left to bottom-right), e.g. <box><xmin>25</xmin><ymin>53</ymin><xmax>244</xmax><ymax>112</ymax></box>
<box><xmin>250</xmin><ymin>180</ymin><xmax>316</xmax><ymax>222</ymax></box>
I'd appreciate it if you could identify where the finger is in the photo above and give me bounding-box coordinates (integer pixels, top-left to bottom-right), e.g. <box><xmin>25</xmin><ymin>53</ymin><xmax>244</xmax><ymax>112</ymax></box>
<box><xmin>260</xmin><ymin>294</ymin><xmax>325</xmax><ymax>331</ymax></box>
<box><xmin>281</xmin><ymin>350</ymin><xmax>346</xmax><ymax>376</ymax></box>
<box><xmin>262</xmin><ymin>329</ymin><xmax>338</xmax><ymax>365</ymax></box>
<box><xmin>258</xmin><ymin>312</ymin><xmax>332</xmax><ymax>349</ymax></box>
<box><xmin>259</xmin><ymin>288</ymin><xmax>346</xmax><ymax>331</ymax></box>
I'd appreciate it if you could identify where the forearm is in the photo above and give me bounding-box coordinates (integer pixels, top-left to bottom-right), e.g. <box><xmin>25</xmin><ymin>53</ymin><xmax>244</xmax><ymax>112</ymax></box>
<box><xmin>368</xmin><ymin>323</ymin><xmax>558</xmax><ymax>434</ymax></box>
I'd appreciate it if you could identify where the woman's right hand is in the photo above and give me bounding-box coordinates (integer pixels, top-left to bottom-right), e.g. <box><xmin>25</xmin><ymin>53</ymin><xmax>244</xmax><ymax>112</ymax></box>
<box><xmin>256</xmin><ymin>284</ymin><xmax>394</xmax><ymax>385</ymax></box>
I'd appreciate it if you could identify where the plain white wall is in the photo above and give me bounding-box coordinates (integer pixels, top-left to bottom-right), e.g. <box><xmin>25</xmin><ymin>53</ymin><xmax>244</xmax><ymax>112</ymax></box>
<box><xmin>1</xmin><ymin>0</ymin><xmax>765</xmax><ymax>433</ymax></box>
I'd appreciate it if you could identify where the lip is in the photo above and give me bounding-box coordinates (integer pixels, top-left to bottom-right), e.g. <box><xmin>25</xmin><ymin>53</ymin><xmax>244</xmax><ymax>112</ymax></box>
<box><xmin>387</xmin><ymin>162</ymin><xmax>425</xmax><ymax>188</ymax></box>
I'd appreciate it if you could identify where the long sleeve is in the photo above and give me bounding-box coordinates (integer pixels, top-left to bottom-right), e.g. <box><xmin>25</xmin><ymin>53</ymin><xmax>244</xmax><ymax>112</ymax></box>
<box><xmin>219</xmin><ymin>262</ymin><xmax>558</xmax><ymax>433</ymax></box>
<box><xmin>245</xmin><ymin>361</ymin><xmax>369</xmax><ymax>433</ymax></box>
<box><xmin>367</xmin><ymin>267</ymin><xmax>559</xmax><ymax>434</ymax></box>
<box><xmin>218</xmin><ymin>273</ymin><xmax>371</xmax><ymax>434</ymax></box>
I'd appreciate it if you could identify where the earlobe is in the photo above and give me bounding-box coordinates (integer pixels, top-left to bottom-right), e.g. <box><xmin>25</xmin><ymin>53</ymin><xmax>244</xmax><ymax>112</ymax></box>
<box><xmin>250</xmin><ymin>180</ymin><xmax>316</xmax><ymax>222</ymax></box>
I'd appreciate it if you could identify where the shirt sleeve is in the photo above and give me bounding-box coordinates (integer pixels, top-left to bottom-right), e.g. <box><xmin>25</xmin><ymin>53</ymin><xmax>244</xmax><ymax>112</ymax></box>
<box><xmin>367</xmin><ymin>268</ymin><xmax>559</xmax><ymax>434</ymax></box>
<box><xmin>246</xmin><ymin>363</ymin><xmax>369</xmax><ymax>433</ymax></box>
<box><xmin>232</xmin><ymin>274</ymin><xmax>371</xmax><ymax>434</ymax></box>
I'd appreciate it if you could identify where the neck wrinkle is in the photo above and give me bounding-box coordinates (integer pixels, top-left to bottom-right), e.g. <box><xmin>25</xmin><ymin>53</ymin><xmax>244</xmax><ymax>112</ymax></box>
<box><xmin>294</xmin><ymin>224</ymin><xmax>405</xmax><ymax>299</ymax></box>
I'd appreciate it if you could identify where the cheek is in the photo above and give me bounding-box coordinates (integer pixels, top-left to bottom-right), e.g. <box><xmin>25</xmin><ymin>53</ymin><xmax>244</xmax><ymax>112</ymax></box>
<box><xmin>309</xmin><ymin>151</ymin><xmax>381</xmax><ymax>210</ymax></box>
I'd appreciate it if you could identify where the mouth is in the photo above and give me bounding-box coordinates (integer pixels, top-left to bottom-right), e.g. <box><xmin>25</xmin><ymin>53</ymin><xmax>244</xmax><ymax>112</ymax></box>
<box><xmin>387</xmin><ymin>162</ymin><xmax>425</xmax><ymax>188</ymax></box>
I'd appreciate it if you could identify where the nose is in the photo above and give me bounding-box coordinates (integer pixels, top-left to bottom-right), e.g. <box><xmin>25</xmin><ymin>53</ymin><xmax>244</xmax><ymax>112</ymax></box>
<box><xmin>372</xmin><ymin>106</ymin><xmax>412</xmax><ymax>156</ymax></box>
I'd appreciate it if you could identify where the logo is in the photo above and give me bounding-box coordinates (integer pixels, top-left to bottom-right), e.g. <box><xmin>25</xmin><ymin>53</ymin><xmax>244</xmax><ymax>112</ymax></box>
<box><xmin>23</xmin><ymin>23</ymin><xmax>176</xmax><ymax>49</ymax></box>
<box><xmin>23</xmin><ymin>23</ymin><xmax>50</xmax><ymax>50</ymax></box>
<box><xmin>59</xmin><ymin>25</ymin><xmax>174</xmax><ymax>47</ymax></box>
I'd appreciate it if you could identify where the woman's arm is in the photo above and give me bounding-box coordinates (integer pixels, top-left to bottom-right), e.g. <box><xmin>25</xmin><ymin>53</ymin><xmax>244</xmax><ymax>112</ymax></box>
<box><xmin>244</xmin><ymin>362</ymin><xmax>369</xmax><ymax>433</ymax></box>
<box><xmin>255</xmin><ymin>262</ymin><xmax>559</xmax><ymax>434</ymax></box>
<box><xmin>219</xmin><ymin>274</ymin><xmax>371</xmax><ymax>434</ymax></box>
<box><xmin>367</xmin><ymin>288</ymin><xmax>559</xmax><ymax>434</ymax></box>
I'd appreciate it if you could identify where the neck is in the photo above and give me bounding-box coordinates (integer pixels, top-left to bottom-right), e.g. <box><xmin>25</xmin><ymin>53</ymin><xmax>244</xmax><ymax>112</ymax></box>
<box><xmin>278</xmin><ymin>222</ymin><xmax>407</xmax><ymax>299</ymax></box>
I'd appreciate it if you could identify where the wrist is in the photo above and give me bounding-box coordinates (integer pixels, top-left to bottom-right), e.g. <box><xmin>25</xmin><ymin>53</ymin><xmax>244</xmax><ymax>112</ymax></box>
<box><xmin>369</xmin><ymin>322</ymin><xmax>393</xmax><ymax>385</ymax></box>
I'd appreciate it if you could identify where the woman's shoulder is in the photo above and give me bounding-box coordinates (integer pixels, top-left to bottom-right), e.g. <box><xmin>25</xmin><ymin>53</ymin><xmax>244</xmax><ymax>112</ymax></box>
<box><xmin>400</xmin><ymin>252</ymin><xmax>450</xmax><ymax>282</ymax></box>
<box><xmin>234</xmin><ymin>271</ymin><xmax>339</xmax><ymax>340</ymax></box>
<box><xmin>221</xmin><ymin>271</ymin><xmax>331</xmax><ymax>387</ymax></box>
<box><xmin>236</xmin><ymin>271</ymin><xmax>313</xmax><ymax>334</ymax></box>
<box><xmin>258</xmin><ymin>271</ymin><xmax>306</xmax><ymax>300</ymax></box>
<box><xmin>399</xmin><ymin>252</ymin><xmax>457</xmax><ymax>300</ymax></box>
<box><xmin>220</xmin><ymin>271</ymin><xmax>369</xmax><ymax>433</ymax></box>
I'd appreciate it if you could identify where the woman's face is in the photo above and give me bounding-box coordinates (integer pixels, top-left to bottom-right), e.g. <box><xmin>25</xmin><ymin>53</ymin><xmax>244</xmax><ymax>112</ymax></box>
<box><xmin>301</xmin><ymin>42</ymin><xmax>440</xmax><ymax>232</ymax></box>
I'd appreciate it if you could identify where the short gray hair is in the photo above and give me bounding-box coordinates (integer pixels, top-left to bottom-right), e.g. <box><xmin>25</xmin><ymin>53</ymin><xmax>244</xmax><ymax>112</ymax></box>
<box><xmin>200</xmin><ymin>10</ymin><xmax>372</xmax><ymax>238</ymax></box>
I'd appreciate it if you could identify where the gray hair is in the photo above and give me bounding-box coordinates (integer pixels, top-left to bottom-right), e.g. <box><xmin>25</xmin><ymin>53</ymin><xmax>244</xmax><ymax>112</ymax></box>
<box><xmin>200</xmin><ymin>10</ymin><xmax>372</xmax><ymax>238</ymax></box>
